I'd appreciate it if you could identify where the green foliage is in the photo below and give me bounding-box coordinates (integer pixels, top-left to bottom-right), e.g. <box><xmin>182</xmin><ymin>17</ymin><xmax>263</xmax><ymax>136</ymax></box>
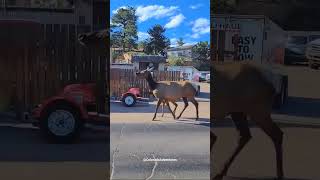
<box><xmin>192</xmin><ymin>41</ymin><xmax>210</xmax><ymax>71</ymax></box>
<box><xmin>144</xmin><ymin>24</ymin><xmax>170</xmax><ymax>56</ymax></box>
<box><xmin>212</xmin><ymin>0</ymin><xmax>237</xmax><ymax>13</ymax></box>
<box><xmin>111</xmin><ymin>6</ymin><xmax>138</xmax><ymax>52</ymax></box>
<box><xmin>177</xmin><ymin>38</ymin><xmax>185</xmax><ymax>47</ymax></box>
<box><xmin>168</xmin><ymin>56</ymin><xmax>186</xmax><ymax>66</ymax></box>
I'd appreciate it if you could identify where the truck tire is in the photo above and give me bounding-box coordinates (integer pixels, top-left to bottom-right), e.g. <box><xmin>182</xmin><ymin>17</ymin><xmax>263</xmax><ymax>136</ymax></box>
<box><xmin>273</xmin><ymin>76</ymin><xmax>288</xmax><ymax>109</ymax></box>
<box><xmin>309</xmin><ymin>62</ymin><xmax>318</xmax><ymax>69</ymax></box>
<box><xmin>40</xmin><ymin>103</ymin><xmax>83</xmax><ymax>143</ymax></box>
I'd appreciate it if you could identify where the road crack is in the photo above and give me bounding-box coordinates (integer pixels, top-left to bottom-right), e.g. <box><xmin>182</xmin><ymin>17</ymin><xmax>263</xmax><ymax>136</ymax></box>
<box><xmin>110</xmin><ymin>123</ymin><xmax>126</xmax><ymax>180</ymax></box>
<box><xmin>145</xmin><ymin>154</ymin><xmax>158</xmax><ymax>180</ymax></box>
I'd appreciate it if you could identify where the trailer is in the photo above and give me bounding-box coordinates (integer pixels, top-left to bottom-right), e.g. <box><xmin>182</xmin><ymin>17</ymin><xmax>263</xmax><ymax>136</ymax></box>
<box><xmin>212</xmin><ymin>14</ymin><xmax>288</xmax><ymax>108</ymax></box>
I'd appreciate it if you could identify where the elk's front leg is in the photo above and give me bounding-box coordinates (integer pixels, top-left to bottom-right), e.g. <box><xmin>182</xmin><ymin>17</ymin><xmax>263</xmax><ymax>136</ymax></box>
<box><xmin>152</xmin><ymin>99</ymin><xmax>162</xmax><ymax>121</ymax></box>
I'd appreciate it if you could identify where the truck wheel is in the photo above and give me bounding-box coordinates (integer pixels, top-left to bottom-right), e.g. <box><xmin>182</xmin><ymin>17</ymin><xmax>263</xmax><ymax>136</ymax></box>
<box><xmin>122</xmin><ymin>94</ymin><xmax>136</xmax><ymax>107</ymax></box>
<box><xmin>273</xmin><ymin>76</ymin><xmax>288</xmax><ymax>109</ymax></box>
<box><xmin>309</xmin><ymin>62</ymin><xmax>317</xmax><ymax>69</ymax></box>
<box><xmin>40</xmin><ymin>103</ymin><xmax>82</xmax><ymax>143</ymax></box>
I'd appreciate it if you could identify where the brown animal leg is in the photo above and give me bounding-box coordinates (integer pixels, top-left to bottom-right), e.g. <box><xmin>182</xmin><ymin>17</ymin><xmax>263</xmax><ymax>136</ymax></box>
<box><xmin>171</xmin><ymin>101</ymin><xmax>178</xmax><ymax>115</ymax></box>
<box><xmin>213</xmin><ymin>112</ymin><xmax>251</xmax><ymax>180</ymax></box>
<box><xmin>210</xmin><ymin>128</ymin><xmax>217</xmax><ymax>151</ymax></box>
<box><xmin>255</xmin><ymin>115</ymin><xmax>284</xmax><ymax>179</ymax></box>
<box><xmin>190</xmin><ymin>98</ymin><xmax>199</xmax><ymax>120</ymax></box>
<box><xmin>177</xmin><ymin>97</ymin><xmax>188</xmax><ymax>119</ymax></box>
<box><xmin>165</xmin><ymin>101</ymin><xmax>176</xmax><ymax>119</ymax></box>
<box><xmin>161</xmin><ymin>100</ymin><xmax>166</xmax><ymax>117</ymax></box>
<box><xmin>152</xmin><ymin>99</ymin><xmax>162</xmax><ymax>121</ymax></box>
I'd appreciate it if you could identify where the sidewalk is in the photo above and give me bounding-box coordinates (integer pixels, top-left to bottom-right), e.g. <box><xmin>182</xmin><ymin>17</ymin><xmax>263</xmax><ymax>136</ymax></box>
<box><xmin>272</xmin><ymin>114</ymin><xmax>320</xmax><ymax>126</ymax></box>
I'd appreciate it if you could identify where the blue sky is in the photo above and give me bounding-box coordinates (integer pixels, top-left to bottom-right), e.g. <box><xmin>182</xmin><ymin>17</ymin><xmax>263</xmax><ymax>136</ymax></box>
<box><xmin>110</xmin><ymin>0</ymin><xmax>210</xmax><ymax>47</ymax></box>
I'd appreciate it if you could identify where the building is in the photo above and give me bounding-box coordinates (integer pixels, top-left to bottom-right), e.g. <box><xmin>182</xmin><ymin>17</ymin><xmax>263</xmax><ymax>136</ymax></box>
<box><xmin>167</xmin><ymin>45</ymin><xmax>194</xmax><ymax>58</ymax></box>
<box><xmin>166</xmin><ymin>66</ymin><xmax>199</xmax><ymax>81</ymax></box>
<box><xmin>110</xmin><ymin>63</ymin><xmax>134</xmax><ymax>70</ymax></box>
<box><xmin>0</xmin><ymin>0</ymin><xmax>107</xmax><ymax>31</ymax></box>
<box><xmin>131</xmin><ymin>55</ymin><xmax>167</xmax><ymax>71</ymax></box>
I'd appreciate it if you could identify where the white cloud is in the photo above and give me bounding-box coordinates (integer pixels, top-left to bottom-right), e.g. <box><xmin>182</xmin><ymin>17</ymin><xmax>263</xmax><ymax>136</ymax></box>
<box><xmin>165</xmin><ymin>14</ymin><xmax>185</xmax><ymax>29</ymax></box>
<box><xmin>184</xmin><ymin>41</ymin><xmax>197</xmax><ymax>46</ymax></box>
<box><xmin>170</xmin><ymin>38</ymin><xmax>178</xmax><ymax>47</ymax></box>
<box><xmin>138</xmin><ymin>32</ymin><xmax>150</xmax><ymax>41</ymax></box>
<box><xmin>191</xmin><ymin>33</ymin><xmax>200</xmax><ymax>39</ymax></box>
<box><xmin>112</xmin><ymin>6</ymin><xmax>128</xmax><ymax>14</ymax></box>
<box><xmin>136</xmin><ymin>5</ymin><xmax>179</xmax><ymax>22</ymax></box>
<box><xmin>190</xmin><ymin>18</ymin><xmax>210</xmax><ymax>39</ymax></box>
<box><xmin>189</xmin><ymin>4</ymin><xmax>203</xmax><ymax>9</ymax></box>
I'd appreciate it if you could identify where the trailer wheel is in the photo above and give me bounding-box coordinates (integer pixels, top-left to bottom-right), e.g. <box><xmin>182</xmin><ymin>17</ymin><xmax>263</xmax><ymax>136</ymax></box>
<box><xmin>122</xmin><ymin>94</ymin><xmax>136</xmax><ymax>107</ymax></box>
<box><xmin>40</xmin><ymin>103</ymin><xmax>82</xmax><ymax>143</ymax></box>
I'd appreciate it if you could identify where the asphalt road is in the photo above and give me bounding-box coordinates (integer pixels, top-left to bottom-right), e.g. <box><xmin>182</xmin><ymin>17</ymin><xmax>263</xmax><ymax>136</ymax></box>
<box><xmin>110</xmin><ymin>83</ymin><xmax>211</xmax><ymax>180</ymax></box>
<box><xmin>0</xmin><ymin>121</ymin><xmax>109</xmax><ymax>180</ymax></box>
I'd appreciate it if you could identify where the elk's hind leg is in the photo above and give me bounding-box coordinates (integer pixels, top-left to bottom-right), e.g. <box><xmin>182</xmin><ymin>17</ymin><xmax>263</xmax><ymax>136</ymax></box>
<box><xmin>253</xmin><ymin>113</ymin><xmax>284</xmax><ymax>180</ymax></box>
<box><xmin>165</xmin><ymin>101</ymin><xmax>176</xmax><ymax>119</ymax></box>
<box><xmin>171</xmin><ymin>101</ymin><xmax>178</xmax><ymax>115</ymax></box>
<box><xmin>176</xmin><ymin>97</ymin><xmax>189</xmax><ymax>119</ymax></box>
<box><xmin>190</xmin><ymin>97</ymin><xmax>199</xmax><ymax>120</ymax></box>
<box><xmin>213</xmin><ymin>112</ymin><xmax>251</xmax><ymax>180</ymax></box>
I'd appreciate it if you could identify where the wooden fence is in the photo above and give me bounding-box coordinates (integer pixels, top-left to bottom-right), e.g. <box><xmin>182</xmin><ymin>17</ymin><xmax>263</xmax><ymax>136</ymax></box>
<box><xmin>110</xmin><ymin>69</ymin><xmax>181</xmax><ymax>98</ymax></box>
<box><xmin>0</xmin><ymin>20</ymin><xmax>107</xmax><ymax>118</ymax></box>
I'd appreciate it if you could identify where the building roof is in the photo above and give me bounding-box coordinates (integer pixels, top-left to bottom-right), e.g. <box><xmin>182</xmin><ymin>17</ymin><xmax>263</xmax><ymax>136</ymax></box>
<box><xmin>131</xmin><ymin>55</ymin><xmax>167</xmax><ymax>63</ymax></box>
<box><xmin>168</xmin><ymin>45</ymin><xmax>194</xmax><ymax>51</ymax></box>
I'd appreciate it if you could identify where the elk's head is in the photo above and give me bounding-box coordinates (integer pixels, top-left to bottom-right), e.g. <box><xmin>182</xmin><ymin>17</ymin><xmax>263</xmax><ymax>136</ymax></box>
<box><xmin>78</xmin><ymin>29</ymin><xmax>108</xmax><ymax>52</ymax></box>
<box><xmin>135</xmin><ymin>67</ymin><xmax>154</xmax><ymax>79</ymax></box>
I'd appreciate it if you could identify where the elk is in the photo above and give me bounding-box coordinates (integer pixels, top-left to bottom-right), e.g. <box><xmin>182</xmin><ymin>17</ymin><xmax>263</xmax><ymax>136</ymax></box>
<box><xmin>136</xmin><ymin>67</ymin><xmax>198</xmax><ymax>121</ymax></box>
<box><xmin>211</xmin><ymin>61</ymin><xmax>284</xmax><ymax>180</ymax></box>
<box><xmin>160</xmin><ymin>99</ymin><xmax>178</xmax><ymax>117</ymax></box>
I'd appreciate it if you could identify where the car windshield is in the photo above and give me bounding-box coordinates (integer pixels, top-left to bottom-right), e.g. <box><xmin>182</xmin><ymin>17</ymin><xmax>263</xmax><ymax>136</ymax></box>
<box><xmin>288</xmin><ymin>36</ymin><xmax>308</xmax><ymax>45</ymax></box>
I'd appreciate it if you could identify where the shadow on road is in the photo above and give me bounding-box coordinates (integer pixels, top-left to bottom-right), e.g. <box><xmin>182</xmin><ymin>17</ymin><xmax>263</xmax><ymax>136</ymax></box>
<box><xmin>111</xmin><ymin>100</ymin><xmax>207</xmax><ymax>113</ymax></box>
<box><xmin>274</xmin><ymin>96</ymin><xmax>320</xmax><ymax>119</ymax></box>
<box><xmin>212</xmin><ymin>119</ymin><xmax>320</xmax><ymax>129</ymax></box>
<box><xmin>0</xmin><ymin>126</ymin><xmax>109</xmax><ymax>162</ymax></box>
<box><xmin>175</xmin><ymin>118</ymin><xmax>210</xmax><ymax>128</ymax></box>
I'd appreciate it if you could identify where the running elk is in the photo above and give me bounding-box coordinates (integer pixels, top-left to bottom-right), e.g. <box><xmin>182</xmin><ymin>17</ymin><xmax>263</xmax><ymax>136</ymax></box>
<box><xmin>136</xmin><ymin>67</ymin><xmax>198</xmax><ymax>121</ymax></box>
<box><xmin>211</xmin><ymin>61</ymin><xmax>284</xmax><ymax>180</ymax></box>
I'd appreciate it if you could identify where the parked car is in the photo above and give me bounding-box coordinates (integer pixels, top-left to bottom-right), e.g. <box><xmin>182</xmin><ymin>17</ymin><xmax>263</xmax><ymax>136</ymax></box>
<box><xmin>306</xmin><ymin>38</ymin><xmax>320</xmax><ymax>69</ymax></box>
<box><xmin>198</xmin><ymin>72</ymin><xmax>210</xmax><ymax>82</ymax></box>
<box><xmin>284</xmin><ymin>36</ymin><xmax>308</xmax><ymax>65</ymax></box>
<box><xmin>206</xmin><ymin>73</ymin><xmax>210</xmax><ymax>83</ymax></box>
